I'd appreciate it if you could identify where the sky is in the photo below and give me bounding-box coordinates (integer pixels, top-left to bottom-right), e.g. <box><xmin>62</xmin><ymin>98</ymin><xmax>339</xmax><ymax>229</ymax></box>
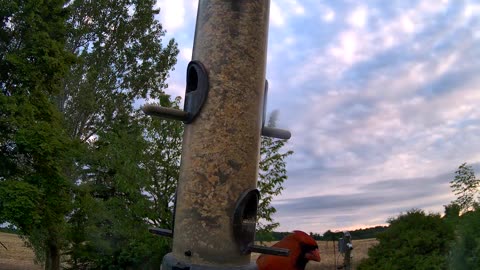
<box><xmin>154</xmin><ymin>0</ymin><xmax>480</xmax><ymax>234</ymax></box>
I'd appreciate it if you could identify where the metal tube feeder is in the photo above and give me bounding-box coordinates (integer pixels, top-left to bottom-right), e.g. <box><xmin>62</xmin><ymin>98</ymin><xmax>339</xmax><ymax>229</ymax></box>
<box><xmin>143</xmin><ymin>1</ymin><xmax>291</xmax><ymax>269</ymax></box>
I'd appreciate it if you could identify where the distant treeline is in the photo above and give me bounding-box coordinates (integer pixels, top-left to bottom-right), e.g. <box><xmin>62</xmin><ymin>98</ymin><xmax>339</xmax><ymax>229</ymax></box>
<box><xmin>0</xmin><ymin>227</ymin><xmax>18</xmax><ymax>234</ymax></box>
<box><xmin>256</xmin><ymin>225</ymin><xmax>388</xmax><ymax>241</ymax></box>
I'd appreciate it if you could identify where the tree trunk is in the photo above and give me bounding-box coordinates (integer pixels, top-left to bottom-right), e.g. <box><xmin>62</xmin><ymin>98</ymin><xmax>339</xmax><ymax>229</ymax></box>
<box><xmin>45</xmin><ymin>243</ymin><xmax>60</xmax><ymax>270</ymax></box>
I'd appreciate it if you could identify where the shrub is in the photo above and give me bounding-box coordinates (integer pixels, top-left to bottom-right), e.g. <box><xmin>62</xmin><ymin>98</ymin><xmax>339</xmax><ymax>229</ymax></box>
<box><xmin>358</xmin><ymin>209</ymin><xmax>454</xmax><ymax>270</ymax></box>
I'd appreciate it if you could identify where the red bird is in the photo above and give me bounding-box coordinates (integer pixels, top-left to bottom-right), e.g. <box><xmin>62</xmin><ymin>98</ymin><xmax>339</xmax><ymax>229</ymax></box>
<box><xmin>257</xmin><ymin>230</ymin><xmax>321</xmax><ymax>270</ymax></box>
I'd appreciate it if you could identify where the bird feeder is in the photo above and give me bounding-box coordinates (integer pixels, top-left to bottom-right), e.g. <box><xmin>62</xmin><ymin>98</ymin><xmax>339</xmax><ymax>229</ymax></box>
<box><xmin>143</xmin><ymin>0</ymin><xmax>291</xmax><ymax>269</ymax></box>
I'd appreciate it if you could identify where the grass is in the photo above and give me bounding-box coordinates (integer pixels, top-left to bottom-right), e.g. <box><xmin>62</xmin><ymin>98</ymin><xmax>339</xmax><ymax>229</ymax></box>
<box><xmin>252</xmin><ymin>238</ymin><xmax>378</xmax><ymax>270</ymax></box>
<box><xmin>0</xmin><ymin>232</ymin><xmax>378</xmax><ymax>270</ymax></box>
<box><xmin>310</xmin><ymin>239</ymin><xmax>378</xmax><ymax>270</ymax></box>
<box><xmin>0</xmin><ymin>232</ymin><xmax>41</xmax><ymax>270</ymax></box>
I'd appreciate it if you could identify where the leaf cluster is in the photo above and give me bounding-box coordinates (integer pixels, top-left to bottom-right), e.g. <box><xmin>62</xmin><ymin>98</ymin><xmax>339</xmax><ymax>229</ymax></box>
<box><xmin>257</xmin><ymin>110</ymin><xmax>293</xmax><ymax>233</ymax></box>
<box><xmin>358</xmin><ymin>210</ymin><xmax>454</xmax><ymax>270</ymax></box>
<box><xmin>446</xmin><ymin>163</ymin><xmax>480</xmax><ymax>269</ymax></box>
<box><xmin>450</xmin><ymin>163</ymin><xmax>480</xmax><ymax>213</ymax></box>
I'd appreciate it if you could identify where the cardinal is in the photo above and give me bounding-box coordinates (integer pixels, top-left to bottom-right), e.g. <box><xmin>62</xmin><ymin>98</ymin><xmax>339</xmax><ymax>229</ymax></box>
<box><xmin>256</xmin><ymin>230</ymin><xmax>321</xmax><ymax>270</ymax></box>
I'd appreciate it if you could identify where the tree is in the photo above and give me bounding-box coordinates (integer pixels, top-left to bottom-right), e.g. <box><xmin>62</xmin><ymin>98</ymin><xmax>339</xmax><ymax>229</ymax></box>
<box><xmin>141</xmin><ymin>96</ymin><xmax>183</xmax><ymax>231</ymax></box>
<box><xmin>322</xmin><ymin>230</ymin><xmax>342</xmax><ymax>241</ymax></box>
<box><xmin>66</xmin><ymin>95</ymin><xmax>184</xmax><ymax>268</ymax></box>
<box><xmin>0</xmin><ymin>0</ymin><xmax>76</xmax><ymax>269</ymax></box>
<box><xmin>358</xmin><ymin>209</ymin><xmax>454</xmax><ymax>270</ymax></box>
<box><xmin>66</xmin><ymin>110</ymin><xmax>174</xmax><ymax>269</ymax></box>
<box><xmin>448</xmin><ymin>207</ymin><xmax>480</xmax><ymax>270</ymax></box>
<box><xmin>450</xmin><ymin>163</ymin><xmax>480</xmax><ymax>213</ymax></box>
<box><xmin>60</xmin><ymin>0</ymin><xmax>178</xmax><ymax>141</ymax></box>
<box><xmin>58</xmin><ymin>0</ymin><xmax>179</xmax><ymax>267</ymax></box>
<box><xmin>446</xmin><ymin>163</ymin><xmax>480</xmax><ymax>269</ymax></box>
<box><xmin>443</xmin><ymin>203</ymin><xmax>461</xmax><ymax>226</ymax></box>
<box><xmin>257</xmin><ymin>110</ymin><xmax>293</xmax><ymax>234</ymax></box>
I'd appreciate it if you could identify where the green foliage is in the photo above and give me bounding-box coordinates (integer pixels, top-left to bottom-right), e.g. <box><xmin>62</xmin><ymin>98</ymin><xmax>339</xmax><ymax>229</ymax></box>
<box><xmin>321</xmin><ymin>230</ymin><xmax>342</xmax><ymax>241</ymax></box>
<box><xmin>56</xmin><ymin>0</ymin><xmax>179</xmax><ymax>268</ymax></box>
<box><xmin>256</xmin><ymin>231</ymin><xmax>292</xmax><ymax>242</ymax></box>
<box><xmin>65</xmin><ymin>105</ymin><xmax>180</xmax><ymax>269</ymax></box>
<box><xmin>0</xmin><ymin>1</ymin><xmax>76</xmax><ymax>269</ymax></box>
<box><xmin>448</xmin><ymin>207</ymin><xmax>480</xmax><ymax>270</ymax></box>
<box><xmin>447</xmin><ymin>163</ymin><xmax>480</xmax><ymax>270</ymax></box>
<box><xmin>61</xmin><ymin>0</ymin><xmax>178</xmax><ymax>141</ymax></box>
<box><xmin>255</xmin><ymin>231</ymin><xmax>276</xmax><ymax>242</ymax></box>
<box><xmin>348</xmin><ymin>226</ymin><xmax>389</xmax><ymax>240</ymax></box>
<box><xmin>358</xmin><ymin>209</ymin><xmax>454</xmax><ymax>270</ymax></box>
<box><xmin>2</xmin><ymin>0</ymin><xmax>179</xmax><ymax>268</ymax></box>
<box><xmin>0</xmin><ymin>0</ymin><xmax>75</xmax><ymax>97</ymax></box>
<box><xmin>257</xmin><ymin>110</ymin><xmax>293</xmax><ymax>234</ymax></box>
<box><xmin>2</xmin><ymin>0</ymin><xmax>293</xmax><ymax>268</ymax></box>
<box><xmin>0</xmin><ymin>181</ymin><xmax>42</xmax><ymax>232</ymax></box>
<box><xmin>450</xmin><ymin>163</ymin><xmax>480</xmax><ymax>213</ymax></box>
<box><xmin>255</xmin><ymin>226</ymin><xmax>389</xmax><ymax>242</ymax></box>
<box><xmin>443</xmin><ymin>203</ymin><xmax>461</xmax><ymax>227</ymax></box>
<box><xmin>0</xmin><ymin>226</ymin><xmax>19</xmax><ymax>234</ymax></box>
<box><xmin>141</xmin><ymin>96</ymin><xmax>183</xmax><ymax>231</ymax></box>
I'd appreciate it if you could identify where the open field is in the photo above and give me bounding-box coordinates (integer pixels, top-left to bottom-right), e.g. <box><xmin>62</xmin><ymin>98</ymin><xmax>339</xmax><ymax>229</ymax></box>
<box><xmin>252</xmin><ymin>238</ymin><xmax>378</xmax><ymax>270</ymax></box>
<box><xmin>1</xmin><ymin>232</ymin><xmax>377</xmax><ymax>270</ymax></box>
<box><xmin>0</xmin><ymin>232</ymin><xmax>41</xmax><ymax>270</ymax></box>
<box><xmin>310</xmin><ymin>239</ymin><xmax>378</xmax><ymax>270</ymax></box>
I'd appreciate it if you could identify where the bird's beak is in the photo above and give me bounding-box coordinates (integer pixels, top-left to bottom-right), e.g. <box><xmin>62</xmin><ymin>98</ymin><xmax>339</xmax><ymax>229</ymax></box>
<box><xmin>304</xmin><ymin>248</ymin><xmax>321</xmax><ymax>262</ymax></box>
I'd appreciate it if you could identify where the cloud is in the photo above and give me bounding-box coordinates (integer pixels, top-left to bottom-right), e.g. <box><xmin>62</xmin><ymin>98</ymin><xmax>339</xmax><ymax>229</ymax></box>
<box><xmin>322</xmin><ymin>8</ymin><xmax>335</xmax><ymax>22</ymax></box>
<box><xmin>156</xmin><ymin>0</ymin><xmax>186</xmax><ymax>33</ymax></box>
<box><xmin>463</xmin><ymin>1</ymin><xmax>480</xmax><ymax>19</ymax></box>
<box><xmin>288</xmin><ymin>73</ymin><xmax>480</xmax><ymax>181</ymax></box>
<box><xmin>269</xmin><ymin>0</ymin><xmax>307</xmax><ymax>28</ymax></box>
<box><xmin>164</xmin><ymin>82</ymin><xmax>185</xmax><ymax>100</ymax></box>
<box><xmin>272</xmin><ymin>0</ymin><xmax>480</xmax><ymax>233</ymax></box>
<box><xmin>290</xmin><ymin>0</ymin><xmax>452</xmax><ymax>83</ymax></box>
<box><xmin>328</xmin><ymin>30</ymin><xmax>365</xmax><ymax>66</ymax></box>
<box><xmin>180</xmin><ymin>47</ymin><xmax>192</xmax><ymax>62</ymax></box>
<box><xmin>347</xmin><ymin>6</ymin><xmax>368</xmax><ymax>28</ymax></box>
<box><xmin>190</xmin><ymin>0</ymin><xmax>199</xmax><ymax>12</ymax></box>
<box><xmin>274</xmin><ymin>171</ymin><xmax>457</xmax><ymax>232</ymax></box>
<box><xmin>154</xmin><ymin>0</ymin><xmax>480</xmax><ymax>234</ymax></box>
<box><xmin>288</xmin><ymin>0</ymin><xmax>305</xmax><ymax>16</ymax></box>
<box><xmin>270</xmin><ymin>1</ymin><xmax>286</xmax><ymax>27</ymax></box>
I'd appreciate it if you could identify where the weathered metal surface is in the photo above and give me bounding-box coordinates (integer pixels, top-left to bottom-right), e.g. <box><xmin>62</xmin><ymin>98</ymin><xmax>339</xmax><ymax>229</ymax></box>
<box><xmin>248</xmin><ymin>245</ymin><xmax>289</xmax><ymax>257</ymax></box>
<box><xmin>261</xmin><ymin>126</ymin><xmax>291</xmax><ymax>139</ymax></box>
<box><xmin>148</xmin><ymin>227</ymin><xmax>173</xmax><ymax>237</ymax></box>
<box><xmin>169</xmin><ymin>0</ymin><xmax>270</xmax><ymax>267</ymax></box>
<box><xmin>143</xmin><ymin>61</ymin><xmax>209</xmax><ymax>124</ymax></box>
<box><xmin>143</xmin><ymin>104</ymin><xmax>189</xmax><ymax>122</ymax></box>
